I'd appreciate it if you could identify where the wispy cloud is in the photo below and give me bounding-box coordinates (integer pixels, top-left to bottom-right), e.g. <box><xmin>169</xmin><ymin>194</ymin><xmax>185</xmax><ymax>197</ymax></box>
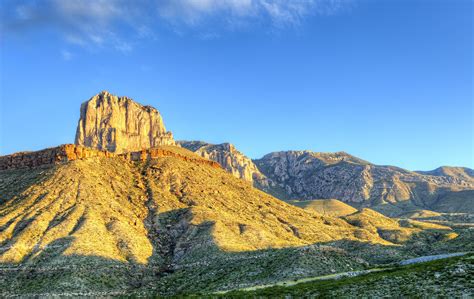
<box><xmin>2</xmin><ymin>0</ymin><xmax>141</xmax><ymax>51</ymax></box>
<box><xmin>157</xmin><ymin>0</ymin><xmax>351</xmax><ymax>28</ymax></box>
<box><xmin>1</xmin><ymin>0</ymin><xmax>353</xmax><ymax>52</ymax></box>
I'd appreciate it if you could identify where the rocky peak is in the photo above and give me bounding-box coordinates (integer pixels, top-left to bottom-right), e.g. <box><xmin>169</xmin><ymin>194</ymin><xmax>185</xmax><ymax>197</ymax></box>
<box><xmin>416</xmin><ymin>166</ymin><xmax>474</xmax><ymax>181</ymax></box>
<box><xmin>75</xmin><ymin>91</ymin><xmax>175</xmax><ymax>154</ymax></box>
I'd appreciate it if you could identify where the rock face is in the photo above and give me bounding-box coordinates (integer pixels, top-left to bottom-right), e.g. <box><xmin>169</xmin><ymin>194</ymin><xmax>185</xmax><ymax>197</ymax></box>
<box><xmin>178</xmin><ymin>141</ymin><xmax>269</xmax><ymax>188</ymax></box>
<box><xmin>75</xmin><ymin>91</ymin><xmax>175</xmax><ymax>153</ymax></box>
<box><xmin>0</xmin><ymin>144</ymin><xmax>114</xmax><ymax>170</ymax></box>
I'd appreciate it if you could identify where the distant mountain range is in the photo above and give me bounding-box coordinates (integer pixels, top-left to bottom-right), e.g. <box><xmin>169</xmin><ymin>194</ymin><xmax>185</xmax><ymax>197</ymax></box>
<box><xmin>179</xmin><ymin>142</ymin><xmax>474</xmax><ymax>216</ymax></box>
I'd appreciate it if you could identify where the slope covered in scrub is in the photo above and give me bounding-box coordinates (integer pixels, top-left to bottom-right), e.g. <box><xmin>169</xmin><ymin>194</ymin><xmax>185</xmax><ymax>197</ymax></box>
<box><xmin>0</xmin><ymin>146</ymin><xmax>464</xmax><ymax>296</ymax></box>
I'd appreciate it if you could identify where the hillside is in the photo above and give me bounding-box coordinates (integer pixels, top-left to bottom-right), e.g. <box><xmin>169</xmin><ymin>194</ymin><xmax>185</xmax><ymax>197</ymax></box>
<box><xmin>0</xmin><ymin>145</ymin><xmax>462</xmax><ymax>296</ymax></box>
<box><xmin>224</xmin><ymin>253</ymin><xmax>474</xmax><ymax>297</ymax></box>
<box><xmin>399</xmin><ymin>210</ymin><xmax>443</xmax><ymax>219</ymax></box>
<box><xmin>430</xmin><ymin>190</ymin><xmax>474</xmax><ymax>213</ymax></box>
<box><xmin>289</xmin><ymin>199</ymin><xmax>358</xmax><ymax>217</ymax></box>
<box><xmin>342</xmin><ymin>208</ymin><xmax>453</xmax><ymax>244</ymax></box>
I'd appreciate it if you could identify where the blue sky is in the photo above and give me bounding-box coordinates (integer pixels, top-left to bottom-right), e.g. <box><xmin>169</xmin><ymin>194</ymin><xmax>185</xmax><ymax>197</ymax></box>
<box><xmin>0</xmin><ymin>0</ymin><xmax>472</xmax><ymax>170</ymax></box>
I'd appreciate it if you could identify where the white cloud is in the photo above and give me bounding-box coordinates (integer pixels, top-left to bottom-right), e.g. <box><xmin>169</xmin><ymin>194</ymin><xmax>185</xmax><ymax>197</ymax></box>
<box><xmin>2</xmin><ymin>0</ymin><xmax>352</xmax><ymax>52</ymax></box>
<box><xmin>156</xmin><ymin>0</ymin><xmax>335</xmax><ymax>27</ymax></box>
<box><xmin>2</xmin><ymin>0</ymin><xmax>138</xmax><ymax>51</ymax></box>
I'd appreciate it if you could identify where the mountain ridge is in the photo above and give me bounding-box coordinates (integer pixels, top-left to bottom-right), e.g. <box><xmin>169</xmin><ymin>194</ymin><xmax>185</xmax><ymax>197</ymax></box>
<box><xmin>180</xmin><ymin>140</ymin><xmax>473</xmax><ymax>216</ymax></box>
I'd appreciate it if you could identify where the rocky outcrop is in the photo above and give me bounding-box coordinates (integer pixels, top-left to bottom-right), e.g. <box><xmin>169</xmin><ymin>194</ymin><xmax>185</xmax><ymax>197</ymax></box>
<box><xmin>0</xmin><ymin>144</ymin><xmax>114</xmax><ymax>170</ymax></box>
<box><xmin>0</xmin><ymin>145</ymin><xmax>221</xmax><ymax>171</ymax></box>
<box><xmin>75</xmin><ymin>91</ymin><xmax>175</xmax><ymax>154</ymax></box>
<box><xmin>178</xmin><ymin>141</ymin><xmax>269</xmax><ymax>188</ymax></box>
<box><xmin>254</xmin><ymin>151</ymin><xmax>474</xmax><ymax>216</ymax></box>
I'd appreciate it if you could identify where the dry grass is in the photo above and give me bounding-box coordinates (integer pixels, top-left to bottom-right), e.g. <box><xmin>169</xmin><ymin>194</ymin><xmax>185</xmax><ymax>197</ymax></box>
<box><xmin>343</xmin><ymin>208</ymin><xmax>452</xmax><ymax>244</ymax></box>
<box><xmin>0</xmin><ymin>157</ymin><xmax>152</xmax><ymax>264</ymax></box>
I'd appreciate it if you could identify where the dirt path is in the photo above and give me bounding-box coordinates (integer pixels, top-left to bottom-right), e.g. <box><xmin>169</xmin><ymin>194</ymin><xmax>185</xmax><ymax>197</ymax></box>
<box><xmin>398</xmin><ymin>252</ymin><xmax>468</xmax><ymax>265</ymax></box>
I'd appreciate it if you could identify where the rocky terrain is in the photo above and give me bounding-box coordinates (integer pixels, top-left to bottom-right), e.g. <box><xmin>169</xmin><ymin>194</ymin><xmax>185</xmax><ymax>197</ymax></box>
<box><xmin>75</xmin><ymin>91</ymin><xmax>175</xmax><ymax>153</ymax></box>
<box><xmin>416</xmin><ymin>166</ymin><xmax>474</xmax><ymax>181</ymax></box>
<box><xmin>254</xmin><ymin>151</ymin><xmax>474</xmax><ymax>216</ymax></box>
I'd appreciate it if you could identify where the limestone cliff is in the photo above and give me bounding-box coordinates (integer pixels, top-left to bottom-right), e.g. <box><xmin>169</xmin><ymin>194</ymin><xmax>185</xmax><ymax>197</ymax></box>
<box><xmin>75</xmin><ymin>91</ymin><xmax>175</xmax><ymax>153</ymax></box>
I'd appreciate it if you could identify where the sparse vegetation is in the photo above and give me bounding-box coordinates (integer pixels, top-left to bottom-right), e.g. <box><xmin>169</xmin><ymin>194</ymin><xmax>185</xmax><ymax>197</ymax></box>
<box><xmin>288</xmin><ymin>199</ymin><xmax>358</xmax><ymax>217</ymax></box>
<box><xmin>224</xmin><ymin>253</ymin><xmax>474</xmax><ymax>297</ymax></box>
<box><xmin>0</xmin><ymin>147</ymin><xmax>472</xmax><ymax>296</ymax></box>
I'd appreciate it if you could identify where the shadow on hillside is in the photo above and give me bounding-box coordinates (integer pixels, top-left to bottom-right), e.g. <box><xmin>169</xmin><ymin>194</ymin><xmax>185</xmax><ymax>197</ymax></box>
<box><xmin>0</xmin><ymin>165</ymin><xmax>55</xmax><ymax>205</ymax></box>
<box><xmin>0</xmin><ymin>166</ymin><xmax>57</xmax><ymax>254</ymax></box>
<box><xmin>1</xmin><ymin>209</ymin><xmax>471</xmax><ymax>296</ymax></box>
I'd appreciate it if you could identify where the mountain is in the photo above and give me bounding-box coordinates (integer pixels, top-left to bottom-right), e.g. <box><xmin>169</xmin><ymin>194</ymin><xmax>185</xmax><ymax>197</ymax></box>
<box><xmin>254</xmin><ymin>151</ymin><xmax>474</xmax><ymax>216</ymax></box>
<box><xmin>178</xmin><ymin>141</ymin><xmax>269</xmax><ymax>189</ymax></box>
<box><xmin>75</xmin><ymin>91</ymin><xmax>175</xmax><ymax>153</ymax></box>
<box><xmin>0</xmin><ymin>91</ymin><xmax>471</xmax><ymax>296</ymax></box>
<box><xmin>416</xmin><ymin>166</ymin><xmax>474</xmax><ymax>181</ymax></box>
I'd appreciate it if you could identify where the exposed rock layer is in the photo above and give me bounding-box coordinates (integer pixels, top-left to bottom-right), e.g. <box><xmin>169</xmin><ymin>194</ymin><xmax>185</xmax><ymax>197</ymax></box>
<box><xmin>75</xmin><ymin>91</ymin><xmax>175</xmax><ymax>154</ymax></box>
<box><xmin>0</xmin><ymin>144</ymin><xmax>114</xmax><ymax>170</ymax></box>
<box><xmin>0</xmin><ymin>145</ymin><xmax>220</xmax><ymax>171</ymax></box>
